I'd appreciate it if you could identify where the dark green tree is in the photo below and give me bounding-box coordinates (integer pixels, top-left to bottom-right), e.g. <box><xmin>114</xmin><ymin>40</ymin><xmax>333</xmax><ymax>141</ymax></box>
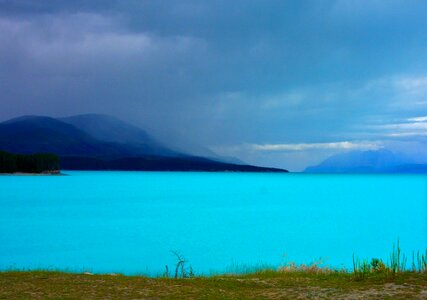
<box><xmin>0</xmin><ymin>151</ymin><xmax>60</xmax><ymax>173</ymax></box>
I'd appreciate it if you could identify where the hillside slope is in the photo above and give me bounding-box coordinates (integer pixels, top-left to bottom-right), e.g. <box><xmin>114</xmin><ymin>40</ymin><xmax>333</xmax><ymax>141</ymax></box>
<box><xmin>61</xmin><ymin>114</ymin><xmax>175</xmax><ymax>156</ymax></box>
<box><xmin>0</xmin><ymin>115</ymin><xmax>287</xmax><ymax>172</ymax></box>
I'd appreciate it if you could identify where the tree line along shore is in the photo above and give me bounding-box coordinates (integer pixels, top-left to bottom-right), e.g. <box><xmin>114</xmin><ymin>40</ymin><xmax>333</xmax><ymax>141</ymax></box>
<box><xmin>0</xmin><ymin>150</ymin><xmax>60</xmax><ymax>174</ymax></box>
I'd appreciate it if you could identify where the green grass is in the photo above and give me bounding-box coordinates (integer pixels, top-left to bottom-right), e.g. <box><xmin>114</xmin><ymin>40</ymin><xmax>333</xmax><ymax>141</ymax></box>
<box><xmin>1</xmin><ymin>242</ymin><xmax>426</xmax><ymax>299</ymax></box>
<box><xmin>352</xmin><ymin>240</ymin><xmax>427</xmax><ymax>280</ymax></box>
<box><xmin>0</xmin><ymin>270</ymin><xmax>426</xmax><ymax>299</ymax></box>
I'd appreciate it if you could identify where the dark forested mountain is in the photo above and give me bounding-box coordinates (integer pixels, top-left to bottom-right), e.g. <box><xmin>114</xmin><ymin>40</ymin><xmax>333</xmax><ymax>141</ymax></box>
<box><xmin>0</xmin><ymin>115</ymin><xmax>287</xmax><ymax>172</ymax></box>
<box><xmin>60</xmin><ymin>156</ymin><xmax>285</xmax><ymax>172</ymax></box>
<box><xmin>304</xmin><ymin>149</ymin><xmax>425</xmax><ymax>173</ymax></box>
<box><xmin>0</xmin><ymin>116</ymin><xmax>108</xmax><ymax>156</ymax></box>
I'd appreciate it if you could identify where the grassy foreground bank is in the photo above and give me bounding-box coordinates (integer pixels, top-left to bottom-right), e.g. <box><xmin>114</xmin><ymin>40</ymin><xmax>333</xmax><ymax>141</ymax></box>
<box><xmin>1</xmin><ymin>271</ymin><xmax>426</xmax><ymax>299</ymax></box>
<box><xmin>2</xmin><ymin>242</ymin><xmax>426</xmax><ymax>299</ymax></box>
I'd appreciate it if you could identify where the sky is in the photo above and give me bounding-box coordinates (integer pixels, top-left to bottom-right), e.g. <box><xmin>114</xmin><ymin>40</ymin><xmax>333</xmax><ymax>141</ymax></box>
<box><xmin>1</xmin><ymin>0</ymin><xmax>427</xmax><ymax>171</ymax></box>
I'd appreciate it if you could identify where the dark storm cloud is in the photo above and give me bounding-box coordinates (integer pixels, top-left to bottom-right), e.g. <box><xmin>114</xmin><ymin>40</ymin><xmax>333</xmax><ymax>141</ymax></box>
<box><xmin>1</xmin><ymin>0</ymin><xmax>427</xmax><ymax>170</ymax></box>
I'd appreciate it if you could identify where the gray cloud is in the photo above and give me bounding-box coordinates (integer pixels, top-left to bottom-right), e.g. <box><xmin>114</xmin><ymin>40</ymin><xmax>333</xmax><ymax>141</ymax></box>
<box><xmin>1</xmin><ymin>0</ymin><xmax>427</xmax><ymax>170</ymax></box>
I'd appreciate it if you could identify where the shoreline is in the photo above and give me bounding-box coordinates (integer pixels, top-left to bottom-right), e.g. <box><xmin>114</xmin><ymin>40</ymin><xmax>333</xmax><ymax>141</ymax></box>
<box><xmin>0</xmin><ymin>171</ymin><xmax>64</xmax><ymax>176</ymax></box>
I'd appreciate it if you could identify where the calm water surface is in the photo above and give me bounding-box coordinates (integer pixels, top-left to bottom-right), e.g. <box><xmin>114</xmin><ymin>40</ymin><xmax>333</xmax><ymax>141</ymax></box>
<box><xmin>0</xmin><ymin>171</ymin><xmax>426</xmax><ymax>275</ymax></box>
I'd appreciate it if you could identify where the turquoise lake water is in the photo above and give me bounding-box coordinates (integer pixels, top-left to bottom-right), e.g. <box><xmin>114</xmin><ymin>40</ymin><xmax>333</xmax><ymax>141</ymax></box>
<box><xmin>0</xmin><ymin>171</ymin><xmax>426</xmax><ymax>275</ymax></box>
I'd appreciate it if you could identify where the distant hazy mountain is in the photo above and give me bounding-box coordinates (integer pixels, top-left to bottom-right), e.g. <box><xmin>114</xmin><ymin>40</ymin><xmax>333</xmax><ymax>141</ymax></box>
<box><xmin>304</xmin><ymin>149</ymin><xmax>421</xmax><ymax>173</ymax></box>
<box><xmin>142</xmin><ymin>126</ymin><xmax>246</xmax><ymax>164</ymax></box>
<box><xmin>61</xmin><ymin>114</ymin><xmax>175</xmax><ymax>156</ymax></box>
<box><xmin>61</xmin><ymin>114</ymin><xmax>245</xmax><ymax>163</ymax></box>
<box><xmin>0</xmin><ymin>115</ymin><xmax>287</xmax><ymax>172</ymax></box>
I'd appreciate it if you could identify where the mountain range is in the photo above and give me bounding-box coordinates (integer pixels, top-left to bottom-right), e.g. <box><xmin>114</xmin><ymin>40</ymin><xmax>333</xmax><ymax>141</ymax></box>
<box><xmin>304</xmin><ymin>149</ymin><xmax>427</xmax><ymax>173</ymax></box>
<box><xmin>0</xmin><ymin>114</ymin><xmax>286</xmax><ymax>172</ymax></box>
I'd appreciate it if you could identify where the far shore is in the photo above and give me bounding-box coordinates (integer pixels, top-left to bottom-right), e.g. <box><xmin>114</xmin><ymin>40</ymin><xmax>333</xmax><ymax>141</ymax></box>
<box><xmin>0</xmin><ymin>171</ymin><xmax>64</xmax><ymax>176</ymax></box>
